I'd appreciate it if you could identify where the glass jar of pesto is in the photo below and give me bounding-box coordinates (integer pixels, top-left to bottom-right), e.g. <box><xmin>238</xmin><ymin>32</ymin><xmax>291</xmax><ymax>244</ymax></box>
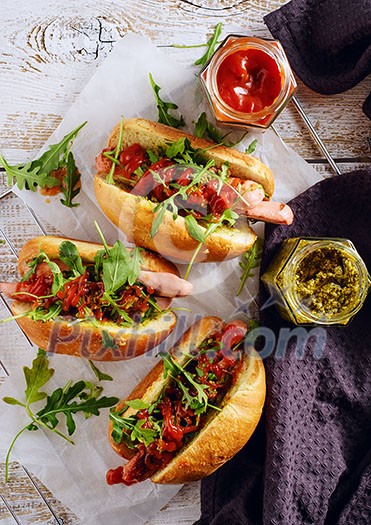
<box><xmin>261</xmin><ymin>237</ymin><xmax>370</xmax><ymax>326</ymax></box>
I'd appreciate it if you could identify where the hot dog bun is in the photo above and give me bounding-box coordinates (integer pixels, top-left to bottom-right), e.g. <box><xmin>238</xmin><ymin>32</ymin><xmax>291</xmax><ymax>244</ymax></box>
<box><xmin>9</xmin><ymin>236</ymin><xmax>180</xmax><ymax>361</ymax></box>
<box><xmin>94</xmin><ymin>118</ymin><xmax>275</xmax><ymax>262</ymax></box>
<box><xmin>108</xmin><ymin>316</ymin><xmax>266</xmax><ymax>483</ymax></box>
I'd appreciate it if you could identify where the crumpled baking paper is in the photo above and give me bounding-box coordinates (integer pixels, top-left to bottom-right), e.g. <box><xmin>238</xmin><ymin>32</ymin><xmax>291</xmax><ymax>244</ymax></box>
<box><xmin>1</xmin><ymin>33</ymin><xmax>324</xmax><ymax>525</ymax></box>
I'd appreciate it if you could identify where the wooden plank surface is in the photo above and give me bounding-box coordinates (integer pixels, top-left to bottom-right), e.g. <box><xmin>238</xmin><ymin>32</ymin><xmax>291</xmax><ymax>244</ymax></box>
<box><xmin>0</xmin><ymin>0</ymin><xmax>370</xmax><ymax>524</ymax></box>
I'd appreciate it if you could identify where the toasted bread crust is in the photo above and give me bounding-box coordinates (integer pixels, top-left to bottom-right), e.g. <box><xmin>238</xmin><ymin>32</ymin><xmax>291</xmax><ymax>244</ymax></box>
<box><xmin>12</xmin><ymin>236</ymin><xmax>180</xmax><ymax>361</ymax></box>
<box><xmin>12</xmin><ymin>301</ymin><xmax>176</xmax><ymax>362</ymax></box>
<box><xmin>107</xmin><ymin>119</ymin><xmax>274</xmax><ymax>196</ymax></box>
<box><xmin>108</xmin><ymin>316</ymin><xmax>266</xmax><ymax>481</ymax></box>
<box><xmin>94</xmin><ymin>176</ymin><xmax>257</xmax><ymax>262</ymax></box>
<box><xmin>94</xmin><ymin>118</ymin><xmax>273</xmax><ymax>262</ymax></box>
<box><xmin>18</xmin><ymin>236</ymin><xmax>179</xmax><ymax>277</ymax></box>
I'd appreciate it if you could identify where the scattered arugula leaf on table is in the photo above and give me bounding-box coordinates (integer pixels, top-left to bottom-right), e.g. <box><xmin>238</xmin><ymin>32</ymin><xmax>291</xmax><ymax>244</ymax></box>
<box><xmin>88</xmin><ymin>360</ymin><xmax>113</xmax><ymax>382</ymax></box>
<box><xmin>3</xmin><ymin>350</ymin><xmax>118</xmax><ymax>482</ymax></box>
<box><xmin>194</xmin><ymin>23</ymin><xmax>223</xmax><ymax>66</ymax></box>
<box><xmin>149</xmin><ymin>73</ymin><xmax>185</xmax><ymax>129</ymax></box>
<box><xmin>0</xmin><ymin>121</ymin><xmax>86</xmax><ymax>208</ymax></box>
<box><xmin>245</xmin><ymin>139</ymin><xmax>258</xmax><ymax>155</ymax></box>
<box><xmin>237</xmin><ymin>237</ymin><xmax>264</xmax><ymax>296</ymax></box>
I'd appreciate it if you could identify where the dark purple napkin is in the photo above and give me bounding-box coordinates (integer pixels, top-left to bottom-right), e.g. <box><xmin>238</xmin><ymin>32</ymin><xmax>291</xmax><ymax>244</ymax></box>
<box><xmin>195</xmin><ymin>168</ymin><xmax>371</xmax><ymax>525</ymax></box>
<box><xmin>264</xmin><ymin>0</ymin><xmax>371</xmax><ymax>118</ymax></box>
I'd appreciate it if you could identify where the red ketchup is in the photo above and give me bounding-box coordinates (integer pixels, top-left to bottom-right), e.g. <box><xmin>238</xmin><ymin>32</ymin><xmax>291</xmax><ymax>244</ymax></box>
<box><xmin>199</xmin><ymin>36</ymin><xmax>297</xmax><ymax>129</ymax></box>
<box><xmin>216</xmin><ymin>49</ymin><xmax>282</xmax><ymax>114</ymax></box>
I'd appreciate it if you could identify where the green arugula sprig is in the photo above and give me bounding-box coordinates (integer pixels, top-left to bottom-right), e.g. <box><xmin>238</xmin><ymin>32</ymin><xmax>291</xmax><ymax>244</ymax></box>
<box><xmin>194</xmin><ymin>23</ymin><xmax>223</xmax><ymax>66</ymax></box>
<box><xmin>0</xmin><ymin>122</ymin><xmax>86</xmax><ymax>207</ymax></box>
<box><xmin>194</xmin><ymin>112</ymin><xmax>224</xmax><ymax>144</ymax></box>
<box><xmin>237</xmin><ymin>237</ymin><xmax>264</xmax><ymax>296</ymax></box>
<box><xmin>3</xmin><ymin>350</ymin><xmax>118</xmax><ymax>482</ymax></box>
<box><xmin>149</xmin><ymin>73</ymin><xmax>185</xmax><ymax>129</ymax></box>
<box><xmin>161</xmin><ymin>353</ymin><xmax>210</xmax><ymax>415</ymax></box>
<box><xmin>109</xmin><ymin>349</ymin><xmax>221</xmax><ymax>450</ymax></box>
<box><xmin>168</xmin><ymin>23</ymin><xmax>223</xmax><ymax>67</ymax></box>
<box><xmin>245</xmin><ymin>139</ymin><xmax>258</xmax><ymax>155</ymax></box>
<box><xmin>184</xmin><ymin>208</ymin><xmax>239</xmax><ymax>279</ymax></box>
<box><xmin>150</xmin><ymin>157</ymin><xmax>215</xmax><ymax>240</ymax></box>
<box><xmin>105</xmin><ymin>116</ymin><xmax>124</xmax><ymax>185</ymax></box>
<box><xmin>60</xmin><ymin>152</ymin><xmax>80</xmax><ymax>208</ymax></box>
<box><xmin>94</xmin><ymin>222</ymin><xmax>143</xmax><ymax>325</ymax></box>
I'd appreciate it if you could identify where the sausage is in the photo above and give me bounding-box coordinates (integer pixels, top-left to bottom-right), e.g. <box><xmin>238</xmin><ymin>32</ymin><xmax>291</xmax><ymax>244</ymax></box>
<box><xmin>138</xmin><ymin>271</ymin><xmax>193</xmax><ymax>298</ymax></box>
<box><xmin>243</xmin><ymin>200</ymin><xmax>294</xmax><ymax>225</ymax></box>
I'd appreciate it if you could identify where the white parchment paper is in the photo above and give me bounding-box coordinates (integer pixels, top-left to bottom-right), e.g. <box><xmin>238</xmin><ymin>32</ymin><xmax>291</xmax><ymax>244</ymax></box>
<box><xmin>1</xmin><ymin>34</ymin><xmax>324</xmax><ymax>524</ymax></box>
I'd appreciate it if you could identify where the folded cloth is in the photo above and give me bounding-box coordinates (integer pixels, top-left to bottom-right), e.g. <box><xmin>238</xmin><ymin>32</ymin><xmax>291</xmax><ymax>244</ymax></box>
<box><xmin>195</xmin><ymin>168</ymin><xmax>371</xmax><ymax>525</ymax></box>
<box><xmin>264</xmin><ymin>0</ymin><xmax>371</xmax><ymax>118</ymax></box>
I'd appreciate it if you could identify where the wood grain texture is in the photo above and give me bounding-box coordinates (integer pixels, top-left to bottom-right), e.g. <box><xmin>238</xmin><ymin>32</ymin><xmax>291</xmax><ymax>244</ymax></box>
<box><xmin>0</xmin><ymin>0</ymin><xmax>370</xmax><ymax>523</ymax></box>
<box><xmin>0</xmin><ymin>0</ymin><xmax>370</xmax><ymax>163</ymax></box>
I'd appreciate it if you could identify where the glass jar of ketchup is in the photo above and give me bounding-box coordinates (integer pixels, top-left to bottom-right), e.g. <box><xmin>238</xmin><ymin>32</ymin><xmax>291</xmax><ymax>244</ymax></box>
<box><xmin>199</xmin><ymin>35</ymin><xmax>297</xmax><ymax>129</ymax></box>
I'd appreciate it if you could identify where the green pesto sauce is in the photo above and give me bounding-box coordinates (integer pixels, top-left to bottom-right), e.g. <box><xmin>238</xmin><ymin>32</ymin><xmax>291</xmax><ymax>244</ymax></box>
<box><xmin>294</xmin><ymin>246</ymin><xmax>361</xmax><ymax>318</ymax></box>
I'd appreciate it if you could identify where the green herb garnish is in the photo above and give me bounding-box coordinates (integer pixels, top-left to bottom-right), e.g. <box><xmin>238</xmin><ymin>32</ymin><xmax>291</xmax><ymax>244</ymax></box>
<box><xmin>245</xmin><ymin>139</ymin><xmax>258</xmax><ymax>155</ymax></box>
<box><xmin>88</xmin><ymin>360</ymin><xmax>113</xmax><ymax>382</ymax></box>
<box><xmin>237</xmin><ymin>237</ymin><xmax>264</xmax><ymax>296</ymax></box>
<box><xmin>59</xmin><ymin>240</ymin><xmax>85</xmax><ymax>277</ymax></box>
<box><xmin>3</xmin><ymin>350</ymin><xmax>118</xmax><ymax>482</ymax></box>
<box><xmin>0</xmin><ymin>122</ymin><xmax>86</xmax><ymax>207</ymax></box>
<box><xmin>105</xmin><ymin>116</ymin><xmax>124</xmax><ymax>185</ymax></box>
<box><xmin>194</xmin><ymin>112</ymin><xmax>223</xmax><ymax>144</ymax></box>
<box><xmin>194</xmin><ymin>23</ymin><xmax>223</xmax><ymax>66</ymax></box>
<box><xmin>149</xmin><ymin>73</ymin><xmax>185</xmax><ymax>129</ymax></box>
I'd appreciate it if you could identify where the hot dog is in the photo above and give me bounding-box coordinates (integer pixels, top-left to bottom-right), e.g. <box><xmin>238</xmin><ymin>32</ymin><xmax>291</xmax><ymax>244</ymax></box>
<box><xmin>94</xmin><ymin>118</ymin><xmax>293</xmax><ymax>263</ymax></box>
<box><xmin>0</xmin><ymin>236</ymin><xmax>192</xmax><ymax>361</ymax></box>
<box><xmin>106</xmin><ymin>316</ymin><xmax>265</xmax><ymax>485</ymax></box>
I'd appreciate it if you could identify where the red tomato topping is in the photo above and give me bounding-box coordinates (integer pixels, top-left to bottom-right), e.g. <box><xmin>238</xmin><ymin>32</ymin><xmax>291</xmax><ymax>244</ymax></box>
<box><xmin>15</xmin><ymin>274</ymin><xmax>53</xmax><ymax>303</ymax></box>
<box><xmin>132</xmin><ymin>158</ymin><xmax>174</xmax><ymax>197</ymax></box>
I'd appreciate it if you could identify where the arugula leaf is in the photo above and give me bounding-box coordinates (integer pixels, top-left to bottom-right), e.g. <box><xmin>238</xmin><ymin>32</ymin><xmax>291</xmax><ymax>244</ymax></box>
<box><xmin>165</xmin><ymin>138</ymin><xmax>187</xmax><ymax>158</ymax></box>
<box><xmin>194</xmin><ymin>23</ymin><xmax>223</xmax><ymax>66</ymax></box>
<box><xmin>34</xmin><ymin>122</ymin><xmax>86</xmax><ymax>175</ymax></box>
<box><xmin>151</xmin><ymin>204</ymin><xmax>168</xmax><ymax>238</ymax></box>
<box><xmin>106</xmin><ymin>116</ymin><xmax>124</xmax><ymax>185</ymax></box>
<box><xmin>59</xmin><ymin>241</ymin><xmax>85</xmax><ymax>277</ymax></box>
<box><xmin>21</xmin><ymin>253</ymin><xmax>49</xmax><ymax>282</ymax></box>
<box><xmin>36</xmin><ymin>380</ymin><xmax>117</xmax><ymax>435</ymax></box>
<box><xmin>23</xmin><ymin>353</ymin><xmax>55</xmax><ymax>405</ymax></box>
<box><xmin>27</xmin><ymin>303</ymin><xmax>62</xmax><ymax>322</ymax></box>
<box><xmin>125</xmin><ymin>399</ymin><xmax>150</xmax><ymax>410</ymax></box>
<box><xmin>245</xmin><ymin>139</ymin><xmax>257</xmax><ymax>155</ymax></box>
<box><xmin>149</xmin><ymin>73</ymin><xmax>185</xmax><ymax>129</ymax></box>
<box><xmin>184</xmin><ymin>215</ymin><xmax>206</xmax><ymax>243</ymax></box>
<box><xmin>161</xmin><ymin>352</ymin><xmax>209</xmax><ymax>412</ymax></box>
<box><xmin>0</xmin><ymin>122</ymin><xmax>86</xmax><ymax>207</ymax></box>
<box><xmin>3</xmin><ymin>350</ymin><xmax>118</xmax><ymax>482</ymax></box>
<box><xmin>236</xmin><ymin>237</ymin><xmax>264</xmax><ymax>296</ymax></box>
<box><xmin>184</xmin><ymin>207</ymin><xmax>239</xmax><ymax>279</ymax></box>
<box><xmin>109</xmin><ymin>411</ymin><xmax>158</xmax><ymax>447</ymax></box>
<box><xmin>60</xmin><ymin>152</ymin><xmax>81</xmax><ymax>208</ymax></box>
<box><xmin>101</xmin><ymin>330</ymin><xmax>120</xmax><ymax>351</ymax></box>
<box><xmin>0</xmin><ymin>156</ymin><xmax>58</xmax><ymax>192</ymax></box>
<box><xmin>88</xmin><ymin>360</ymin><xmax>113</xmax><ymax>382</ymax></box>
<box><xmin>151</xmin><ymin>158</ymin><xmax>215</xmax><ymax>238</ymax></box>
<box><xmin>102</xmin><ymin>241</ymin><xmax>141</xmax><ymax>293</ymax></box>
<box><xmin>194</xmin><ymin>112</ymin><xmax>223</xmax><ymax>143</ymax></box>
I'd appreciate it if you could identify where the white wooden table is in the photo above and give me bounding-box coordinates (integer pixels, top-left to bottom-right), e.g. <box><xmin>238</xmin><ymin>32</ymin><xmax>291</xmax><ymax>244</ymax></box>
<box><xmin>1</xmin><ymin>1</ymin><xmax>370</xmax><ymax>524</ymax></box>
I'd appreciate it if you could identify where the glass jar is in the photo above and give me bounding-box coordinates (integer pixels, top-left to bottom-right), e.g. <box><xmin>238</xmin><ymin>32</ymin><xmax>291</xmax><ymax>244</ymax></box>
<box><xmin>261</xmin><ymin>237</ymin><xmax>370</xmax><ymax>326</ymax></box>
<box><xmin>199</xmin><ymin>35</ymin><xmax>297</xmax><ymax>130</ymax></box>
